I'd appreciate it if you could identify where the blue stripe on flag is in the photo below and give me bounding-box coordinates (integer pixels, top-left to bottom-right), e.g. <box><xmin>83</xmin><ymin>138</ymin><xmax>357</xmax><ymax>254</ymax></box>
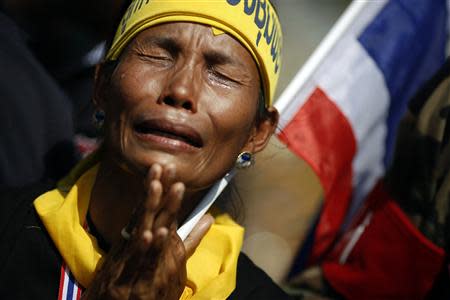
<box><xmin>358</xmin><ymin>0</ymin><xmax>447</xmax><ymax>167</ymax></box>
<box><xmin>66</xmin><ymin>271</ymin><xmax>75</xmax><ymax>300</ymax></box>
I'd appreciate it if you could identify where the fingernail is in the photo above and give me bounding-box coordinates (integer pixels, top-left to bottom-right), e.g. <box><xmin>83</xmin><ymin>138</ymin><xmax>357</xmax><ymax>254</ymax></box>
<box><xmin>175</xmin><ymin>183</ymin><xmax>185</xmax><ymax>197</ymax></box>
<box><xmin>142</xmin><ymin>230</ymin><xmax>152</xmax><ymax>244</ymax></box>
<box><xmin>150</xmin><ymin>164</ymin><xmax>162</xmax><ymax>179</ymax></box>
<box><xmin>151</xmin><ymin>180</ymin><xmax>160</xmax><ymax>190</ymax></box>
<box><xmin>157</xmin><ymin>227</ymin><xmax>169</xmax><ymax>237</ymax></box>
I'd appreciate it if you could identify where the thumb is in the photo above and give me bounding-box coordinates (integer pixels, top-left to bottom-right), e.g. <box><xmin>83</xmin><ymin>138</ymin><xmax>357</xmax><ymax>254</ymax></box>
<box><xmin>184</xmin><ymin>214</ymin><xmax>214</xmax><ymax>257</ymax></box>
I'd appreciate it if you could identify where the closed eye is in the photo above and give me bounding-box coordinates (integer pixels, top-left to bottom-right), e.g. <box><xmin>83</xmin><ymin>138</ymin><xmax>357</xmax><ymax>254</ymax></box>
<box><xmin>207</xmin><ymin>67</ymin><xmax>240</xmax><ymax>87</ymax></box>
<box><xmin>135</xmin><ymin>51</ymin><xmax>174</xmax><ymax>69</ymax></box>
<box><xmin>134</xmin><ymin>36</ymin><xmax>180</xmax><ymax>63</ymax></box>
<box><xmin>137</xmin><ymin>53</ymin><xmax>171</xmax><ymax>61</ymax></box>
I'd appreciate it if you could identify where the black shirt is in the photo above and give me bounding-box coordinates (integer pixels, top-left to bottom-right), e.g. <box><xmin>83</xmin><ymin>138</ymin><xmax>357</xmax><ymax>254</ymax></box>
<box><xmin>0</xmin><ymin>182</ymin><xmax>291</xmax><ymax>299</ymax></box>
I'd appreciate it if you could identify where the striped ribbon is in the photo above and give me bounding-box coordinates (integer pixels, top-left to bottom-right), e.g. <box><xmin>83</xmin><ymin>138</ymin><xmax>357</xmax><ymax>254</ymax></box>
<box><xmin>58</xmin><ymin>263</ymin><xmax>83</xmax><ymax>300</ymax></box>
<box><xmin>57</xmin><ymin>221</ymin><xmax>89</xmax><ymax>299</ymax></box>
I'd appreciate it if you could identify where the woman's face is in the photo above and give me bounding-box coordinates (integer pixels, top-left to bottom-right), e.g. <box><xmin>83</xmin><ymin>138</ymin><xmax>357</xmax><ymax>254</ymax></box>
<box><xmin>98</xmin><ymin>22</ymin><xmax>274</xmax><ymax>192</ymax></box>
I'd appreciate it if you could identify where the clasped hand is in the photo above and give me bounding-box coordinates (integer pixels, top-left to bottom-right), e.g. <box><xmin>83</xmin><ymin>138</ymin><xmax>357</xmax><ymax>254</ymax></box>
<box><xmin>82</xmin><ymin>163</ymin><xmax>214</xmax><ymax>300</ymax></box>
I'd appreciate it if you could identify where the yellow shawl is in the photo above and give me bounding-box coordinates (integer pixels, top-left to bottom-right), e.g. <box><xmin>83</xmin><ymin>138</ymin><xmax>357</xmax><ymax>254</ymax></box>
<box><xmin>34</xmin><ymin>163</ymin><xmax>244</xmax><ymax>299</ymax></box>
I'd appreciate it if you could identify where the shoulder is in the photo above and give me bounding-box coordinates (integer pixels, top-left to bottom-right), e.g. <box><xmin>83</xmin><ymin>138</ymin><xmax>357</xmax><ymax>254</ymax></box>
<box><xmin>0</xmin><ymin>181</ymin><xmax>54</xmax><ymax>223</ymax></box>
<box><xmin>0</xmin><ymin>182</ymin><xmax>62</xmax><ymax>299</ymax></box>
<box><xmin>229</xmin><ymin>252</ymin><xmax>292</xmax><ymax>300</ymax></box>
<box><xmin>0</xmin><ymin>181</ymin><xmax>55</xmax><ymax>258</ymax></box>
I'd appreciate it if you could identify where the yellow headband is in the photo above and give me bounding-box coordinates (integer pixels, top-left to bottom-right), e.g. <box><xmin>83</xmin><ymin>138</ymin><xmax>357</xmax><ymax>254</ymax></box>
<box><xmin>106</xmin><ymin>0</ymin><xmax>283</xmax><ymax>106</ymax></box>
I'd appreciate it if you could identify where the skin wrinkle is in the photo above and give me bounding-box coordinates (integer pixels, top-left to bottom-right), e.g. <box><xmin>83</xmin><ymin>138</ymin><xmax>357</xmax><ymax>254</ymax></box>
<box><xmin>110</xmin><ymin>57</ymin><xmax>156</xmax><ymax>176</ymax></box>
<box><xmin>133</xmin><ymin>27</ymin><xmax>254</xmax><ymax>88</ymax></box>
<box><xmin>107</xmin><ymin>23</ymin><xmax>260</xmax><ymax>189</ymax></box>
<box><xmin>90</xmin><ymin>22</ymin><xmax>277</xmax><ymax>248</ymax></box>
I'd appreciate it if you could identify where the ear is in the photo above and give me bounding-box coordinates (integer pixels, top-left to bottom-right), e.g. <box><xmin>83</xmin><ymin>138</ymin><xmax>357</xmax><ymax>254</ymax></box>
<box><xmin>243</xmin><ymin>107</ymin><xmax>279</xmax><ymax>154</ymax></box>
<box><xmin>92</xmin><ymin>62</ymin><xmax>111</xmax><ymax>109</ymax></box>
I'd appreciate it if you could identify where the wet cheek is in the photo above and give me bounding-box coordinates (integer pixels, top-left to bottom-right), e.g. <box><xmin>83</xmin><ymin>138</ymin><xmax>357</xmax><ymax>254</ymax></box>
<box><xmin>104</xmin><ymin>67</ymin><xmax>151</xmax><ymax>153</ymax></box>
<box><xmin>114</xmin><ymin>67</ymin><xmax>162</xmax><ymax>107</ymax></box>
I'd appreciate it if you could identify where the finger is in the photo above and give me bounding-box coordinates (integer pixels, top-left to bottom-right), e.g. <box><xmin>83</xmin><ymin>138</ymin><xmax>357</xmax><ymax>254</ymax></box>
<box><xmin>136</xmin><ymin>180</ymin><xmax>163</xmax><ymax>249</ymax></box>
<box><xmin>153</xmin><ymin>182</ymin><xmax>184</xmax><ymax>230</ymax></box>
<box><xmin>146</xmin><ymin>225</ymin><xmax>170</xmax><ymax>256</ymax></box>
<box><xmin>141</xmin><ymin>228</ymin><xmax>181</xmax><ymax>273</ymax></box>
<box><xmin>124</xmin><ymin>164</ymin><xmax>163</xmax><ymax>234</ymax></box>
<box><xmin>132</xmin><ymin>235</ymin><xmax>183</xmax><ymax>300</ymax></box>
<box><xmin>116</xmin><ymin>221</ymin><xmax>171</xmax><ymax>286</ymax></box>
<box><xmin>184</xmin><ymin>214</ymin><xmax>214</xmax><ymax>257</ymax></box>
<box><xmin>114</xmin><ymin>226</ymin><xmax>170</xmax><ymax>286</ymax></box>
<box><xmin>170</xmin><ymin>229</ymin><xmax>187</xmax><ymax>267</ymax></box>
<box><xmin>111</xmin><ymin>239</ymin><xmax>151</xmax><ymax>286</ymax></box>
<box><xmin>160</xmin><ymin>163</ymin><xmax>176</xmax><ymax>194</ymax></box>
<box><xmin>142</xmin><ymin>164</ymin><xmax>164</xmax><ymax>212</ymax></box>
<box><xmin>105</xmin><ymin>165</ymin><xmax>167</xmax><ymax>288</ymax></box>
<box><xmin>154</xmin><ymin>226</ymin><xmax>170</xmax><ymax>243</ymax></box>
<box><xmin>131</xmin><ymin>164</ymin><xmax>163</xmax><ymax>246</ymax></box>
<box><xmin>137</xmin><ymin>229</ymin><xmax>186</xmax><ymax>291</ymax></box>
<box><xmin>148</xmin><ymin>163</ymin><xmax>163</xmax><ymax>182</ymax></box>
<box><xmin>164</xmin><ymin>182</ymin><xmax>184</xmax><ymax>219</ymax></box>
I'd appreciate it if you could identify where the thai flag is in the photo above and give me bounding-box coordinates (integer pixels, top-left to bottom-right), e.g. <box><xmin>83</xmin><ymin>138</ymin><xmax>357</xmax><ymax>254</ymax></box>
<box><xmin>58</xmin><ymin>264</ymin><xmax>82</xmax><ymax>300</ymax></box>
<box><xmin>275</xmin><ymin>0</ymin><xmax>448</xmax><ymax>267</ymax></box>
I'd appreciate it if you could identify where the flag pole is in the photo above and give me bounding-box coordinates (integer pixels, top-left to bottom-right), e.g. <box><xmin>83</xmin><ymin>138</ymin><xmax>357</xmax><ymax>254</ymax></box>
<box><xmin>275</xmin><ymin>0</ymin><xmax>369</xmax><ymax>116</ymax></box>
<box><xmin>177</xmin><ymin>169</ymin><xmax>236</xmax><ymax>240</ymax></box>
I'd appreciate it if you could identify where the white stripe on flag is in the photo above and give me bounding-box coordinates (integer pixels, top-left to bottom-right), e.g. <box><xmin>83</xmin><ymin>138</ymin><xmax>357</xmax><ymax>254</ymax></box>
<box><xmin>72</xmin><ymin>283</ymin><xmax>79</xmax><ymax>300</ymax></box>
<box><xmin>314</xmin><ymin>36</ymin><xmax>389</xmax><ymax>218</ymax></box>
<box><xmin>275</xmin><ymin>0</ymin><xmax>390</xmax><ymax>228</ymax></box>
<box><xmin>62</xmin><ymin>267</ymin><xmax>69</xmax><ymax>300</ymax></box>
<box><xmin>275</xmin><ymin>0</ymin><xmax>387</xmax><ymax>124</ymax></box>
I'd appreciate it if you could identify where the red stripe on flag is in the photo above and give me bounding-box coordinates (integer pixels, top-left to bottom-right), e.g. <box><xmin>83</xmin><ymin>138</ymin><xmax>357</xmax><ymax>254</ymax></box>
<box><xmin>76</xmin><ymin>285</ymin><xmax>82</xmax><ymax>300</ymax></box>
<box><xmin>278</xmin><ymin>87</ymin><xmax>356</xmax><ymax>262</ymax></box>
<box><xmin>58</xmin><ymin>264</ymin><xmax>65</xmax><ymax>300</ymax></box>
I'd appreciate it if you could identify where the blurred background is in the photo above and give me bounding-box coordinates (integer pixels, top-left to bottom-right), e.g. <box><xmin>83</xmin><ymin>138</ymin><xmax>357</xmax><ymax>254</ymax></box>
<box><xmin>239</xmin><ymin>0</ymin><xmax>351</xmax><ymax>283</ymax></box>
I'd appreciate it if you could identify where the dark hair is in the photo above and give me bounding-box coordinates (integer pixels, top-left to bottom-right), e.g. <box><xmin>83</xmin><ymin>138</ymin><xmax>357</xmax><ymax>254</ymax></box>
<box><xmin>255</xmin><ymin>89</ymin><xmax>273</xmax><ymax>125</ymax></box>
<box><xmin>214</xmin><ymin>178</ymin><xmax>244</xmax><ymax>223</ymax></box>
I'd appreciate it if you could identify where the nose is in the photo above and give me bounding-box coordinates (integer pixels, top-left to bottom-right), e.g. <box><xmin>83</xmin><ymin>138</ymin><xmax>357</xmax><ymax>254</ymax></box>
<box><xmin>159</xmin><ymin>63</ymin><xmax>198</xmax><ymax>113</ymax></box>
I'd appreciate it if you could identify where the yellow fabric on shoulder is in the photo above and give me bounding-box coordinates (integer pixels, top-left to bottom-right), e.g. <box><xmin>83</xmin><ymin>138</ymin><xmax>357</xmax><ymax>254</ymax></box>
<box><xmin>34</xmin><ymin>164</ymin><xmax>244</xmax><ymax>299</ymax></box>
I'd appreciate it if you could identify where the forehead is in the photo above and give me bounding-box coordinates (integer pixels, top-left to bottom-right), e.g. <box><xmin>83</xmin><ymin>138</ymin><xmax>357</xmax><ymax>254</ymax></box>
<box><xmin>128</xmin><ymin>22</ymin><xmax>259</xmax><ymax>70</ymax></box>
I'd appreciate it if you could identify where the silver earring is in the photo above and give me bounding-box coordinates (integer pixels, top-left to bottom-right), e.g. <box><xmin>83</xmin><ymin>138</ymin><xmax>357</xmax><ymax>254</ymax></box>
<box><xmin>93</xmin><ymin>109</ymin><xmax>105</xmax><ymax>129</ymax></box>
<box><xmin>235</xmin><ymin>151</ymin><xmax>254</xmax><ymax>169</ymax></box>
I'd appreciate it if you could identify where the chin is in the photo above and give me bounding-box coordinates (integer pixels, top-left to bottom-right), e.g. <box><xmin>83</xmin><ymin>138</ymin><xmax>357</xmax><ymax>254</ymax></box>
<box><xmin>120</xmin><ymin>146</ymin><xmax>188</xmax><ymax>178</ymax></box>
<box><xmin>137</xmin><ymin>150</ymin><xmax>181</xmax><ymax>169</ymax></box>
<box><xmin>108</xmin><ymin>139</ymin><xmax>229</xmax><ymax>192</ymax></box>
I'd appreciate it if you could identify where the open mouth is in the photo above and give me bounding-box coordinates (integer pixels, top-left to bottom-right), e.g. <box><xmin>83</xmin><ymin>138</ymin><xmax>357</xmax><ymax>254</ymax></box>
<box><xmin>133</xmin><ymin>120</ymin><xmax>203</xmax><ymax>148</ymax></box>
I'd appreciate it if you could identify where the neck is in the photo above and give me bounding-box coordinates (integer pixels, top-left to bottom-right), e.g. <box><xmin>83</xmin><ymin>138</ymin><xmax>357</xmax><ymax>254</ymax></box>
<box><xmin>89</xmin><ymin>154</ymin><xmax>206</xmax><ymax>247</ymax></box>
